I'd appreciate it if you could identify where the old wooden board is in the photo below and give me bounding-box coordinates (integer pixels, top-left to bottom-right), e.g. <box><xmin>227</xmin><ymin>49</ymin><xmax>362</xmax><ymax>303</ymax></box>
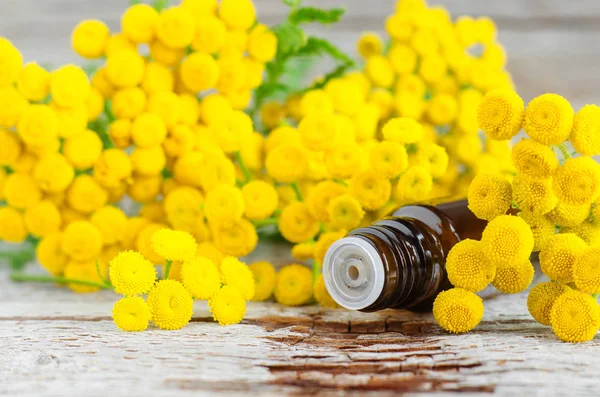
<box><xmin>1</xmin><ymin>266</ymin><xmax>599</xmax><ymax>396</ymax></box>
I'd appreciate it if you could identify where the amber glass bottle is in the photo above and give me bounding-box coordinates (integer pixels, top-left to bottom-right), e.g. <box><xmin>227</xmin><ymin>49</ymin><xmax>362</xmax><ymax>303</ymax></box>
<box><xmin>322</xmin><ymin>199</ymin><xmax>487</xmax><ymax>312</ymax></box>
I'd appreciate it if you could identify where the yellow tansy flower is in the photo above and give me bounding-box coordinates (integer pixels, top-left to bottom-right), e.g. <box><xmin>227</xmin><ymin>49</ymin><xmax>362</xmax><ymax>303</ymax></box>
<box><xmin>249</xmin><ymin>261</ymin><xmax>276</xmax><ymax>302</ymax></box>
<box><xmin>546</xmin><ymin>201</ymin><xmax>590</xmax><ymax>228</ymax></box>
<box><xmin>492</xmin><ymin>259</ymin><xmax>535</xmax><ymax>294</ymax></box>
<box><xmin>220</xmin><ymin>256</ymin><xmax>255</xmax><ymax>300</ymax></box>
<box><xmin>109</xmin><ymin>251</ymin><xmax>157</xmax><ymax>296</ymax></box>
<box><xmin>0</xmin><ymin>206</ymin><xmax>28</xmax><ymax>243</ymax></box>
<box><xmin>550</xmin><ymin>290</ymin><xmax>600</xmax><ymax>343</ymax></box>
<box><xmin>180</xmin><ymin>256</ymin><xmax>221</xmax><ymax>300</ymax></box>
<box><xmin>510</xmin><ymin>138</ymin><xmax>558</xmax><ymax>178</ymax></box>
<box><xmin>0</xmin><ymin>37</ymin><xmax>23</xmax><ymax>86</ymax></box>
<box><xmin>211</xmin><ymin>218</ymin><xmax>258</xmax><ymax>257</ymax></box>
<box><xmin>278</xmin><ymin>202</ymin><xmax>320</xmax><ymax>244</ymax></box>
<box><xmin>274</xmin><ymin>264</ymin><xmax>313</xmax><ymax>307</ymax></box>
<box><xmin>112</xmin><ymin>297</ymin><xmax>151</xmax><ymax>332</ymax></box>
<box><xmin>151</xmin><ymin>228</ymin><xmax>197</xmax><ymax>262</ymax></box>
<box><xmin>61</xmin><ymin>220</ymin><xmax>104</xmax><ymax>262</ymax></box>
<box><xmin>209</xmin><ymin>285</ymin><xmax>246</xmax><ymax>326</ymax></box>
<box><xmin>357</xmin><ymin>31</ymin><xmax>383</xmax><ymax>59</ymax></box>
<box><xmin>36</xmin><ymin>233</ymin><xmax>68</xmax><ymax>276</ymax></box>
<box><xmin>518</xmin><ymin>211</ymin><xmax>556</xmax><ymax>252</ymax></box>
<box><xmin>204</xmin><ymin>184</ymin><xmax>245</xmax><ymax>224</ymax></box>
<box><xmin>291</xmin><ymin>242</ymin><xmax>315</xmax><ymax>262</ymax></box>
<box><xmin>573</xmin><ymin>246</ymin><xmax>600</xmax><ymax>294</ymax></box>
<box><xmin>24</xmin><ymin>200</ymin><xmax>62</xmax><ymax>238</ymax></box>
<box><xmin>219</xmin><ymin>0</ymin><xmax>256</xmax><ymax>30</ymax></box>
<box><xmin>266</xmin><ymin>144</ymin><xmax>309</xmax><ymax>183</ymax></box>
<box><xmin>539</xmin><ymin>233</ymin><xmax>586</xmax><ymax>283</ymax></box>
<box><xmin>147</xmin><ymin>279</ymin><xmax>194</xmax><ymax>330</ymax></box>
<box><xmin>512</xmin><ymin>174</ymin><xmax>558</xmax><ymax>216</ymax></box>
<box><xmin>71</xmin><ymin>19</ymin><xmax>110</xmax><ymax>59</ymax></box>
<box><xmin>433</xmin><ymin>288</ymin><xmax>484</xmax><ymax>334</ymax></box>
<box><xmin>3</xmin><ymin>172</ymin><xmax>42</xmax><ymax>210</ymax></box>
<box><xmin>446</xmin><ymin>239</ymin><xmax>496</xmax><ymax>292</ymax></box>
<box><xmin>467</xmin><ymin>173</ymin><xmax>512</xmax><ymax>221</ymax></box>
<box><xmin>314</xmin><ymin>274</ymin><xmax>339</xmax><ymax>308</ymax></box>
<box><xmin>16</xmin><ymin>62</ymin><xmax>50</xmax><ymax>102</ymax></box>
<box><xmin>242</xmin><ymin>180</ymin><xmax>279</xmax><ymax>221</ymax></box>
<box><xmin>477</xmin><ymin>88</ymin><xmax>524</xmax><ymax>141</ymax></box>
<box><xmin>396</xmin><ymin>166</ymin><xmax>433</xmax><ymax>203</ymax></box>
<box><xmin>527</xmin><ymin>282</ymin><xmax>570</xmax><ymax>326</ymax></box>
<box><xmin>350</xmin><ymin>170</ymin><xmax>392</xmax><ymax>211</ymax></box>
<box><xmin>327</xmin><ymin>194</ymin><xmax>365</xmax><ymax>231</ymax></box>
<box><xmin>121</xmin><ymin>3</ymin><xmax>159</xmax><ymax>44</ymax></box>
<box><xmin>553</xmin><ymin>156</ymin><xmax>600</xmax><ymax>206</ymax></box>
<box><xmin>382</xmin><ymin>117</ymin><xmax>424</xmax><ymax>144</ymax></box>
<box><xmin>524</xmin><ymin>93</ymin><xmax>574</xmax><ymax>146</ymax></box>
<box><xmin>480</xmin><ymin>215</ymin><xmax>534</xmax><ymax>266</ymax></box>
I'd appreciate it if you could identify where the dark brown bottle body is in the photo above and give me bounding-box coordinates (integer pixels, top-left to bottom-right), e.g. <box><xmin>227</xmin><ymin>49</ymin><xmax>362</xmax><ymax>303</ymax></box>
<box><xmin>322</xmin><ymin>199</ymin><xmax>487</xmax><ymax>312</ymax></box>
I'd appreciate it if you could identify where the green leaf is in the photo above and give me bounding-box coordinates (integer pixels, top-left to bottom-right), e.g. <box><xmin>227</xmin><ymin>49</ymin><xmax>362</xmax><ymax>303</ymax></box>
<box><xmin>282</xmin><ymin>0</ymin><xmax>302</xmax><ymax>7</ymax></box>
<box><xmin>308</xmin><ymin>62</ymin><xmax>354</xmax><ymax>91</ymax></box>
<box><xmin>272</xmin><ymin>23</ymin><xmax>306</xmax><ymax>57</ymax></box>
<box><xmin>296</xmin><ymin>37</ymin><xmax>354</xmax><ymax>65</ymax></box>
<box><xmin>129</xmin><ymin>0</ymin><xmax>141</xmax><ymax>5</ymax></box>
<box><xmin>289</xmin><ymin>7</ymin><xmax>345</xmax><ymax>25</ymax></box>
<box><xmin>152</xmin><ymin>0</ymin><xmax>169</xmax><ymax>11</ymax></box>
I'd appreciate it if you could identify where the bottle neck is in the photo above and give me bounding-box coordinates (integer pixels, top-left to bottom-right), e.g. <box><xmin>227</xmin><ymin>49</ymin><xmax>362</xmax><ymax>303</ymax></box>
<box><xmin>323</xmin><ymin>200</ymin><xmax>485</xmax><ymax>312</ymax></box>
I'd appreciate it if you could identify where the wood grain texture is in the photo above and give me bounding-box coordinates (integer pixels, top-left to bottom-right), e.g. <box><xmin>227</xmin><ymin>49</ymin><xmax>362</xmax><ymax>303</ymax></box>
<box><xmin>1</xmin><ymin>0</ymin><xmax>600</xmax><ymax>107</ymax></box>
<box><xmin>2</xmin><ymin>271</ymin><xmax>600</xmax><ymax>397</ymax></box>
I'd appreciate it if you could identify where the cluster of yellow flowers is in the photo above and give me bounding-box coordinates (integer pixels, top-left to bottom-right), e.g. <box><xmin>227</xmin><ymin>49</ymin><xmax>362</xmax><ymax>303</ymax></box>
<box><xmin>110</xmin><ymin>228</ymin><xmax>255</xmax><ymax>331</ymax></box>
<box><xmin>433</xmin><ymin>87</ymin><xmax>600</xmax><ymax>343</ymax></box>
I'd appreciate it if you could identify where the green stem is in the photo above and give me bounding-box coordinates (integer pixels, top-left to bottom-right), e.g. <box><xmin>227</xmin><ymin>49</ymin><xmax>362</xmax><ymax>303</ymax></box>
<box><xmin>253</xmin><ymin>217</ymin><xmax>279</xmax><ymax>228</ymax></box>
<box><xmin>10</xmin><ymin>273</ymin><xmax>113</xmax><ymax>290</ymax></box>
<box><xmin>291</xmin><ymin>182</ymin><xmax>303</xmax><ymax>201</ymax></box>
<box><xmin>164</xmin><ymin>260</ymin><xmax>172</xmax><ymax>280</ymax></box>
<box><xmin>558</xmin><ymin>144</ymin><xmax>571</xmax><ymax>161</ymax></box>
<box><xmin>234</xmin><ymin>151</ymin><xmax>252</xmax><ymax>184</ymax></box>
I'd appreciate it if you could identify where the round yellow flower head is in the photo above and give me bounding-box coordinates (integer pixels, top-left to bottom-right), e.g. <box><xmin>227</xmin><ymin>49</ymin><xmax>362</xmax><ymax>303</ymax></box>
<box><xmin>396</xmin><ymin>166</ymin><xmax>433</xmax><ymax>203</ymax></box>
<box><xmin>109</xmin><ymin>251</ymin><xmax>157</xmax><ymax>296</ymax></box>
<box><xmin>446</xmin><ymin>239</ymin><xmax>496</xmax><ymax>292</ymax></box>
<box><xmin>121</xmin><ymin>217</ymin><xmax>150</xmax><ymax>251</ymax></box>
<box><xmin>112</xmin><ymin>296</ymin><xmax>151</xmax><ymax>332</ymax></box>
<box><xmin>50</xmin><ymin>64</ymin><xmax>90</xmax><ymax>108</ymax></box>
<box><xmin>180</xmin><ymin>52</ymin><xmax>220</xmax><ymax>93</ymax></box>
<box><xmin>147</xmin><ymin>91</ymin><xmax>181</xmax><ymax>129</ymax></box>
<box><xmin>121</xmin><ymin>3</ymin><xmax>159</xmax><ymax>44</ymax></box>
<box><xmin>141</xmin><ymin>61</ymin><xmax>174</xmax><ymax>95</ymax></box>
<box><xmin>3</xmin><ymin>172</ymin><xmax>42</xmax><ymax>210</ymax></box>
<box><xmin>564</xmin><ymin>220</ymin><xmax>600</xmax><ymax>246</ymax></box>
<box><xmin>212</xmin><ymin>110</ymin><xmax>253</xmax><ymax>153</ymax></box>
<box><xmin>164</xmin><ymin>185</ymin><xmax>203</xmax><ymax>230</ymax></box>
<box><xmin>24</xmin><ymin>200</ymin><xmax>62</xmax><ymax>238</ymax></box>
<box><xmin>151</xmin><ymin>229</ymin><xmax>198</xmax><ymax>262</ymax></box>
<box><xmin>518</xmin><ymin>211</ymin><xmax>556</xmax><ymax>252</ymax></box>
<box><xmin>573</xmin><ymin>246</ymin><xmax>600</xmax><ymax>294</ymax></box>
<box><xmin>163</xmin><ymin>124</ymin><xmax>196</xmax><ymax>158</ymax></box>
<box><xmin>155</xmin><ymin>6</ymin><xmax>195</xmax><ymax>49</ymax></box>
<box><xmin>467</xmin><ymin>173</ymin><xmax>512</xmax><ymax>221</ymax></box>
<box><xmin>350</xmin><ymin>170</ymin><xmax>391</xmax><ymax>211</ymax></box>
<box><xmin>106</xmin><ymin>50</ymin><xmax>145</xmax><ymax>89</ymax></box>
<box><xmin>219</xmin><ymin>0</ymin><xmax>256</xmax><ymax>30</ymax></box>
<box><xmin>314</xmin><ymin>274</ymin><xmax>339</xmax><ymax>308</ymax></box>
<box><xmin>278</xmin><ymin>202</ymin><xmax>320</xmax><ymax>244</ymax></box>
<box><xmin>63</xmin><ymin>129</ymin><xmax>103</xmax><ymax>169</ymax></box>
<box><xmin>247</xmin><ymin>24</ymin><xmax>277</xmax><ymax>62</ymax></box>
<box><xmin>298</xmin><ymin>113</ymin><xmax>339</xmax><ymax>152</ymax></box>
<box><xmin>211</xmin><ymin>218</ymin><xmax>258</xmax><ymax>257</ymax></box>
<box><xmin>433</xmin><ymin>288</ymin><xmax>484</xmax><ymax>334</ymax></box>
<box><xmin>512</xmin><ymin>174</ymin><xmax>557</xmax><ymax>216</ymax></box>
<box><xmin>266</xmin><ymin>144</ymin><xmax>309</xmax><ymax>183</ymax></box>
<box><xmin>90</xmin><ymin>206</ymin><xmax>128</xmax><ymax>246</ymax></box>
<box><xmin>369</xmin><ymin>141</ymin><xmax>408</xmax><ymax>179</ymax></box>
<box><xmin>382</xmin><ymin>117</ymin><xmax>424</xmax><ymax>144</ymax></box>
<box><xmin>419</xmin><ymin>53</ymin><xmax>447</xmax><ymax>85</ymax></box>
<box><xmin>195</xmin><ymin>242</ymin><xmax>224</xmax><ymax>268</ymax></box>
<box><xmin>417</xmin><ymin>143</ymin><xmax>449</xmax><ymax>178</ymax></box>
<box><xmin>67</xmin><ymin>175</ymin><xmax>108</xmax><ymax>214</ymax></box>
<box><xmin>571</xmin><ymin>104</ymin><xmax>600</xmax><ymax>156</ymax></box>
<box><xmin>0</xmin><ymin>38</ymin><xmax>23</xmax><ymax>86</ymax></box>
<box><xmin>190</xmin><ymin>16</ymin><xmax>226</xmax><ymax>54</ymax></box>
<box><xmin>16</xmin><ymin>61</ymin><xmax>50</xmax><ymax>102</ymax></box>
<box><xmin>17</xmin><ymin>104</ymin><xmax>59</xmax><ymax>148</ymax></box>
<box><xmin>104</xmin><ymin>33</ymin><xmax>137</xmax><ymax>57</ymax></box>
<box><xmin>477</xmin><ymin>88</ymin><xmax>524</xmax><ymax>141</ymax></box>
<box><xmin>220</xmin><ymin>256</ymin><xmax>255</xmax><ymax>300</ymax></box>
<box><xmin>131</xmin><ymin>146</ymin><xmax>167</xmax><ymax>176</ymax></box>
<box><xmin>249</xmin><ymin>261</ymin><xmax>276</xmax><ymax>302</ymax></box>
<box><xmin>180</xmin><ymin>256</ymin><xmax>221</xmax><ymax>300</ymax></box>
<box><xmin>306</xmin><ymin>181</ymin><xmax>347</xmax><ymax>223</ymax></box>
<box><xmin>94</xmin><ymin>149</ymin><xmax>133</xmax><ymax>189</ymax></box>
<box><xmin>546</xmin><ymin>201</ymin><xmax>590</xmax><ymax>228</ymax></box>
<box><xmin>524</xmin><ymin>93</ymin><xmax>574</xmax><ymax>146</ymax></box>
<box><xmin>300</xmin><ymin>89</ymin><xmax>334</xmax><ymax>117</ymax></box>
<box><xmin>112</xmin><ymin>88</ymin><xmax>146</xmax><ymax>120</ymax></box>
<box><xmin>492</xmin><ymin>259</ymin><xmax>535</xmax><ymax>294</ymax></box>
<box><xmin>480</xmin><ymin>215</ymin><xmax>534</xmax><ymax>266</ymax></box>
<box><xmin>327</xmin><ymin>194</ymin><xmax>365</xmax><ymax>231</ymax></box>
<box><xmin>314</xmin><ymin>231</ymin><xmax>346</xmax><ymax>265</ymax></box>
<box><xmin>63</xmin><ymin>260</ymin><xmax>105</xmax><ymax>293</ymax></box>
<box><xmin>130</xmin><ymin>112</ymin><xmax>167</xmax><ymax>149</ymax></box>
<box><xmin>136</xmin><ymin>223</ymin><xmax>168</xmax><ymax>264</ymax></box>
<box><xmin>274</xmin><ymin>264</ymin><xmax>313</xmax><ymax>307</ymax></box>
<box><xmin>61</xmin><ymin>220</ymin><xmax>103</xmax><ymax>262</ymax></box>
<box><xmin>428</xmin><ymin>93</ymin><xmax>458</xmax><ymax>126</ymax></box>
<box><xmin>550</xmin><ymin>290</ymin><xmax>600</xmax><ymax>343</ymax></box>
<box><xmin>357</xmin><ymin>31</ymin><xmax>383</xmax><ymax>59</ymax></box>
<box><xmin>241</xmin><ymin>180</ymin><xmax>279</xmax><ymax>221</ymax></box>
<box><xmin>539</xmin><ymin>233</ymin><xmax>587</xmax><ymax>283</ymax></box>
<box><xmin>71</xmin><ymin>19</ymin><xmax>110</xmax><ymax>59</ymax></box>
<box><xmin>553</xmin><ymin>156</ymin><xmax>600</xmax><ymax>206</ymax></box>
<box><xmin>0</xmin><ymin>87</ymin><xmax>28</xmax><ymax>128</ymax></box>
<box><xmin>325</xmin><ymin>143</ymin><xmax>362</xmax><ymax>180</ymax></box>
<box><xmin>204</xmin><ymin>184</ymin><xmax>245</xmax><ymax>224</ymax></box>
<box><xmin>36</xmin><ymin>233</ymin><xmax>68</xmax><ymax>276</ymax></box>
<box><xmin>209</xmin><ymin>285</ymin><xmax>247</xmax><ymax>326</ymax></box>
<box><xmin>53</xmin><ymin>102</ymin><xmax>88</xmax><ymax>139</ymax></box>
<box><xmin>0</xmin><ymin>206</ymin><xmax>28</xmax><ymax>243</ymax></box>
<box><xmin>365</xmin><ymin>55</ymin><xmax>394</xmax><ymax>88</ymax></box>
<box><xmin>527</xmin><ymin>282</ymin><xmax>570</xmax><ymax>326</ymax></box>
<box><xmin>510</xmin><ymin>139</ymin><xmax>558</xmax><ymax>179</ymax></box>
<box><xmin>147</xmin><ymin>279</ymin><xmax>194</xmax><ymax>330</ymax></box>
<box><xmin>0</xmin><ymin>130</ymin><xmax>21</xmax><ymax>169</ymax></box>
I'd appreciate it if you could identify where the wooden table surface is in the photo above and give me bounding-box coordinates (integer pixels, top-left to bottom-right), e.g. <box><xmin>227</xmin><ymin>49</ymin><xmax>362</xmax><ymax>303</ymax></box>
<box><xmin>2</xmin><ymin>1</ymin><xmax>600</xmax><ymax>396</ymax></box>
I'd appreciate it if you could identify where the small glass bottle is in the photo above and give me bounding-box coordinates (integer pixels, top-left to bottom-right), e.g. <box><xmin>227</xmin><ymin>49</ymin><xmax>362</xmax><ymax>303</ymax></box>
<box><xmin>323</xmin><ymin>199</ymin><xmax>488</xmax><ymax>312</ymax></box>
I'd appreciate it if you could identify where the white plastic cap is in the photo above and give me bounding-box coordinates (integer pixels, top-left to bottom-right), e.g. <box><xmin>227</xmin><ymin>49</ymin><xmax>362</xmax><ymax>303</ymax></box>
<box><xmin>322</xmin><ymin>236</ymin><xmax>385</xmax><ymax>310</ymax></box>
